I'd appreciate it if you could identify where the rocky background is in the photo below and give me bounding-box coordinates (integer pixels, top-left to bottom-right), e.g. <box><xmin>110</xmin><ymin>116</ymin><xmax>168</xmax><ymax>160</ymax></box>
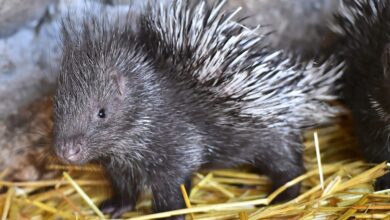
<box><xmin>0</xmin><ymin>0</ymin><xmax>340</xmax><ymax>181</ymax></box>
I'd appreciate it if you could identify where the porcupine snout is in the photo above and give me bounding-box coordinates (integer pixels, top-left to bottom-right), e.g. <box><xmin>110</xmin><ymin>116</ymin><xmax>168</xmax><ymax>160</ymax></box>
<box><xmin>55</xmin><ymin>134</ymin><xmax>86</xmax><ymax>164</ymax></box>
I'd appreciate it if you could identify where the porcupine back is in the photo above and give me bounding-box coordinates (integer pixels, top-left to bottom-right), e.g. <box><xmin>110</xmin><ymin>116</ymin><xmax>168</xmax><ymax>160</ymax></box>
<box><xmin>139</xmin><ymin>0</ymin><xmax>344</xmax><ymax>130</ymax></box>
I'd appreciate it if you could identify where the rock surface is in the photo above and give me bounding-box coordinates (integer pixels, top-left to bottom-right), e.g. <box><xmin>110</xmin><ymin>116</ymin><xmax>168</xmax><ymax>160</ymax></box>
<box><xmin>0</xmin><ymin>0</ymin><xmax>53</xmax><ymax>38</ymax></box>
<box><xmin>225</xmin><ymin>0</ymin><xmax>340</xmax><ymax>58</ymax></box>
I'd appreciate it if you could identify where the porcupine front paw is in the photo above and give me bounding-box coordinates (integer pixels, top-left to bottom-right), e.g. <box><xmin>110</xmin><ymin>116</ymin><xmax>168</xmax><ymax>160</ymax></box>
<box><xmin>99</xmin><ymin>196</ymin><xmax>135</xmax><ymax>218</ymax></box>
<box><xmin>375</xmin><ymin>172</ymin><xmax>390</xmax><ymax>191</ymax></box>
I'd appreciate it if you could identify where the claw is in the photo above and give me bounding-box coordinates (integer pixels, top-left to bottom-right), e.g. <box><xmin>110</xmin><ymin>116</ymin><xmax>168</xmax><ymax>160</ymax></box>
<box><xmin>99</xmin><ymin>197</ymin><xmax>135</xmax><ymax>218</ymax></box>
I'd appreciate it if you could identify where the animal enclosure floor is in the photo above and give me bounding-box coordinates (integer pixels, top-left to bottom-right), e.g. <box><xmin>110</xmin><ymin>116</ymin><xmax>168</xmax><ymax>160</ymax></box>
<box><xmin>0</xmin><ymin>119</ymin><xmax>389</xmax><ymax>219</ymax></box>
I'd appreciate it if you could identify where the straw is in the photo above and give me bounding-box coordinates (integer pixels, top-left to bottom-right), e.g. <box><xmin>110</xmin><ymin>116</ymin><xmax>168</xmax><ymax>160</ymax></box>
<box><xmin>63</xmin><ymin>172</ymin><xmax>105</xmax><ymax>219</ymax></box>
<box><xmin>314</xmin><ymin>131</ymin><xmax>325</xmax><ymax>190</ymax></box>
<box><xmin>0</xmin><ymin>118</ymin><xmax>388</xmax><ymax>219</ymax></box>
<box><xmin>1</xmin><ymin>187</ymin><xmax>13</xmax><ymax>220</ymax></box>
<box><xmin>180</xmin><ymin>184</ymin><xmax>195</xmax><ymax>220</ymax></box>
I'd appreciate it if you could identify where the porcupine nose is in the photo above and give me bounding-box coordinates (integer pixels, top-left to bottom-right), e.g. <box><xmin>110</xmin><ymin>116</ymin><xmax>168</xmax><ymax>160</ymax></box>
<box><xmin>58</xmin><ymin>136</ymin><xmax>84</xmax><ymax>163</ymax></box>
<box><xmin>63</xmin><ymin>144</ymin><xmax>81</xmax><ymax>162</ymax></box>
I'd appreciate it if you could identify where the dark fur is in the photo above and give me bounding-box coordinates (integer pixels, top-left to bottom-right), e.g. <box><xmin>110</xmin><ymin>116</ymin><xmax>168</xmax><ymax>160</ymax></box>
<box><xmin>332</xmin><ymin>0</ymin><xmax>390</xmax><ymax>189</ymax></box>
<box><xmin>53</xmin><ymin>1</ymin><xmax>341</xmax><ymax>218</ymax></box>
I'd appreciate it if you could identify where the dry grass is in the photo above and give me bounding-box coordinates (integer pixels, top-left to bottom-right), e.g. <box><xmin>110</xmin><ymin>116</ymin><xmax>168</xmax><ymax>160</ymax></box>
<box><xmin>0</xmin><ymin>119</ymin><xmax>389</xmax><ymax>219</ymax></box>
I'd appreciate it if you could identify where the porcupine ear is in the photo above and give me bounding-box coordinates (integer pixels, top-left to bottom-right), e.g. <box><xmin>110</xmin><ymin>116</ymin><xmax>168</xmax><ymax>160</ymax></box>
<box><xmin>110</xmin><ymin>70</ymin><xmax>127</xmax><ymax>97</ymax></box>
<box><xmin>382</xmin><ymin>43</ymin><xmax>390</xmax><ymax>78</ymax></box>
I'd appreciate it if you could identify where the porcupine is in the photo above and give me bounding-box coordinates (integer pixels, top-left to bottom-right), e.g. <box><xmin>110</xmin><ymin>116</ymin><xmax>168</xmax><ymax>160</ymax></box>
<box><xmin>330</xmin><ymin>0</ymin><xmax>390</xmax><ymax>190</ymax></box>
<box><xmin>53</xmin><ymin>0</ymin><xmax>343</xmax><ymax>218</ymax></box>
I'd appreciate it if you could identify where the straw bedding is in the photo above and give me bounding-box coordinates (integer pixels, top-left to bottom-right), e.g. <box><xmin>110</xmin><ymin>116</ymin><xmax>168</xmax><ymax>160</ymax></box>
<box><xmin>0</xmin><ymin>116</ymin><xmax>389</xmax><ymax>220</ymax></box>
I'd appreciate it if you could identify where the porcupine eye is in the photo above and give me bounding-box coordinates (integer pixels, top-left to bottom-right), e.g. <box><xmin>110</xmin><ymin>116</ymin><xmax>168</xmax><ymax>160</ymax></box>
<box><xmin>98</xmin><ymin>108</ymin><xmax>106</xmax><ymax>119</ymax></box>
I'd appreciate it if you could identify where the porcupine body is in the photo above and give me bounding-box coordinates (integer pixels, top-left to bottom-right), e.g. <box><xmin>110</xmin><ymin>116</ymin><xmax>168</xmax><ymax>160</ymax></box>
<box><xmin>331</xmin><ymin>0</ymin><xmax>390</xmax><ymax>190</ymax></box>
<box><xmin>53</xmin><ymin>0</ymin><xmax>343</xmax><ymax>218</ymax></box>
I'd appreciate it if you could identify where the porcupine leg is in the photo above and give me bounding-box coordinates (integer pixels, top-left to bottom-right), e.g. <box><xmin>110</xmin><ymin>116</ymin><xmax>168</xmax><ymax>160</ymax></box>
<box><xmin>366</xmin><ymin>130</ymin><xmax>390</xmax><ymax>191</ymax></box>
<box><xmin>376</xmin><ymin>173</ymin><xmax>390</xmax><ymax>190</ymax></box>
<box><xmin>254</xmin><ymin>132</ymin><xmax>305</xmax><ymax>203</ymax></box>
<box><xmin>364</xmin><ymin>139</ymin><xmax>390</xmax><ymax>190</ymax></box>
<box><xmin>360</xmin><ymin>140</ymin><xmax>390</xmax><ymax>190</ymax></box>
<box><xmin>100</xmin><ymin>167</ymin><xmax>140</xmax><ymax>218</ymax></box>
<box><xmin>364</xmin><ymin>146</ymin><xmax>390</xmax><ymax>191</ymax></box>
<box><xmin>354</xmin><ymin>115</ymin><xmax>390</xmax><ymax>190</ymax></box>
<box><xmin>151</xmin><ymin>175</ymin><xmax>192</xmax><ymax>220</ymax></box>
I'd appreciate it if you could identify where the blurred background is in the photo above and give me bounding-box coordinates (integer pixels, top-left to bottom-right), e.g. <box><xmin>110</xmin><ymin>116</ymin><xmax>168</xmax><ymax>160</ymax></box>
<box><xmin>0</xmin><ymin>0</ymin><xmax>339</xmax><ymax>181</ymax></box>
